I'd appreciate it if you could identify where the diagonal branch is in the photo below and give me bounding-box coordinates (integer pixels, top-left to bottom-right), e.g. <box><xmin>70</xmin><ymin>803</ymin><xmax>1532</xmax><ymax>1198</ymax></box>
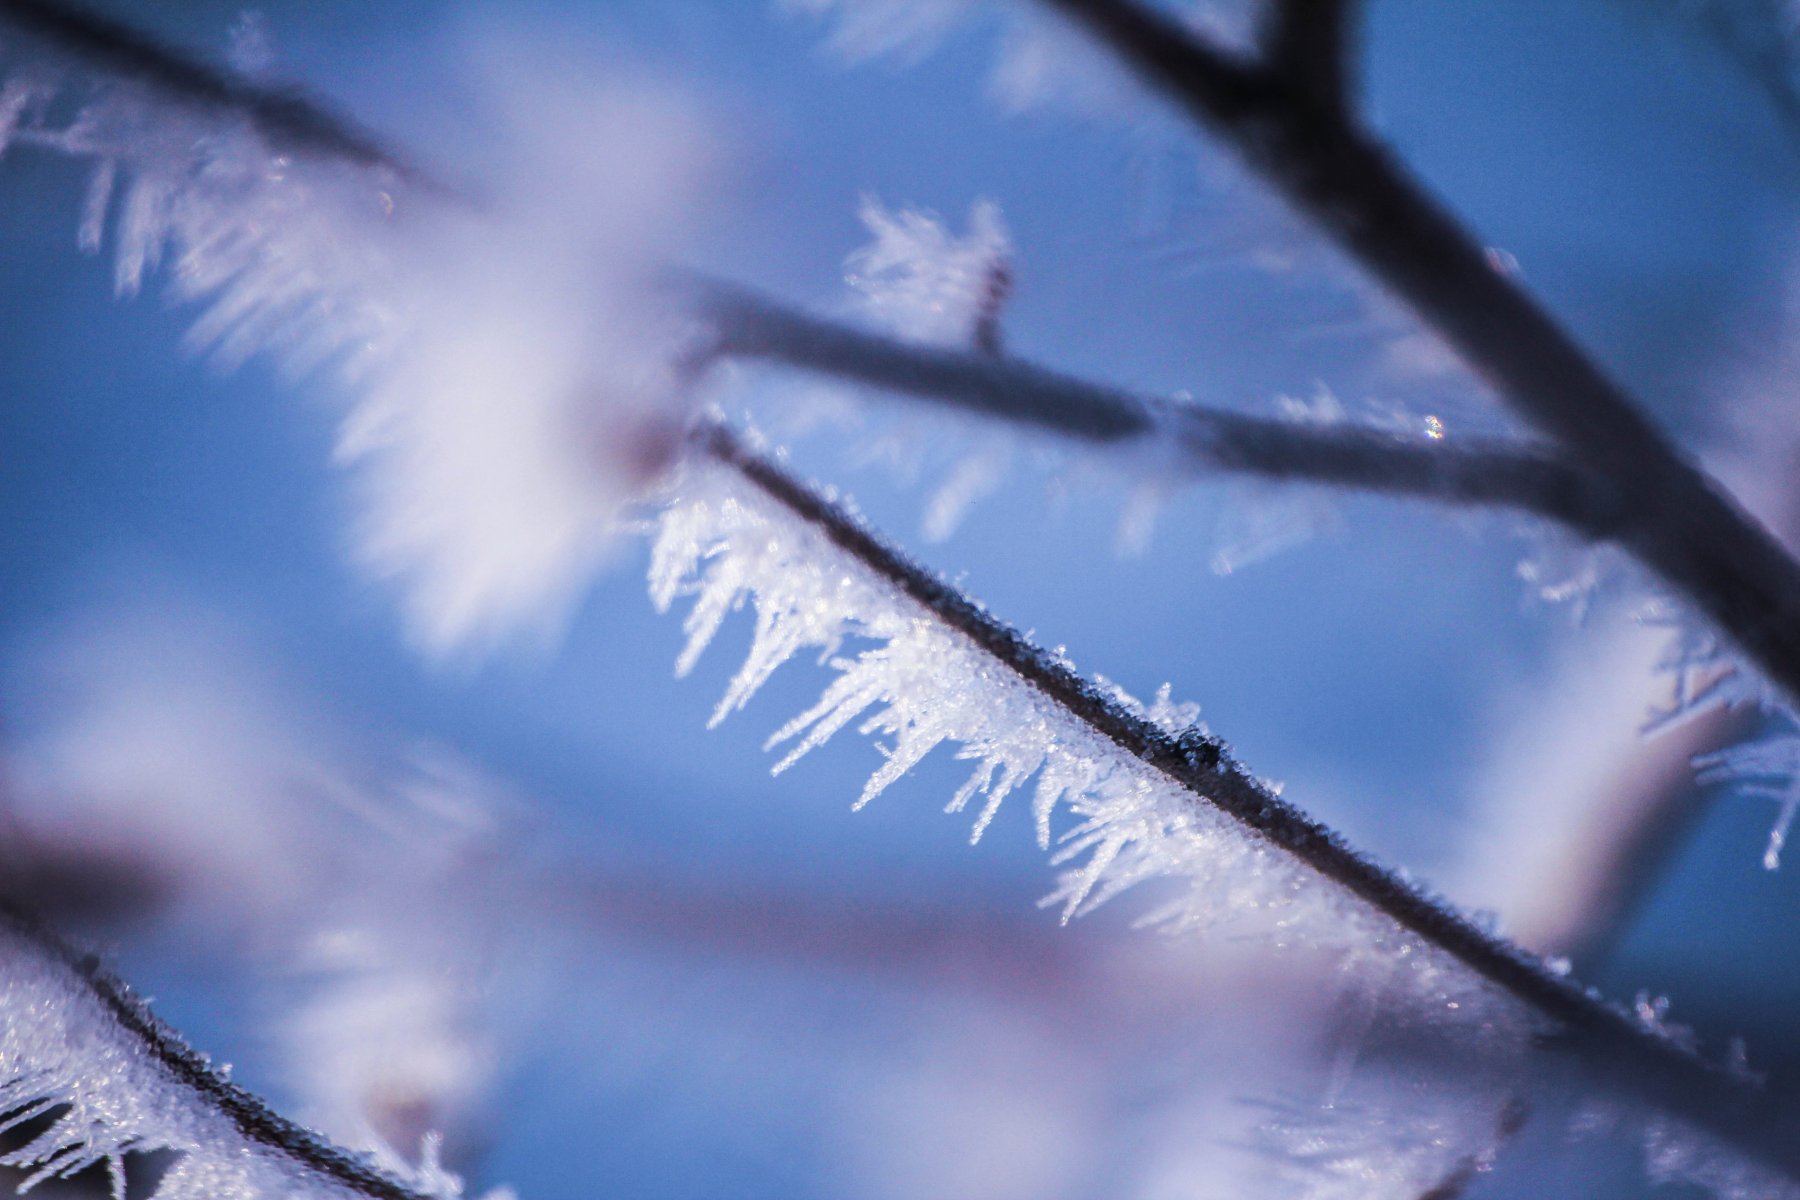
<box><xmin>7</xmin><ymin>0</ymin><xmax>1800</xmax><ymax>1181</ymax></box>
<box><xmin>1261</xmin><ymin>0</ymin><xmax>1359</xmax><ymax>117</ymax></box>
<box><xmin>1039</xmin><ymin>0</ymin><xmax>1800</xmax><ymax>712</ymax></box>
<box><xmin>0</xmin><ymin>905</ymin><xmax>432</xmax><ymax>1200</ymax></box>
<box><xmin>696</xmin><ymin>421</ymin><xmax>1800</xmax><ymax>1182</ymax></box>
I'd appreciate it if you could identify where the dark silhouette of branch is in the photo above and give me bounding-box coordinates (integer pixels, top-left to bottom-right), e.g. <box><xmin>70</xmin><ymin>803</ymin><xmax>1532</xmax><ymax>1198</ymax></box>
<box><xmin>695</xmin><ymin>281</ymin><xmax>1618</xmax><ymax>528</ymax></box>
<box><xmin>0</xmin><ymin>905</ymin><xmax>432</xmax><ymax>1200</ymax></box>
<box><xmin>1261</xmin><ymin>0</ymin><xmax>1359</xmax><ymax>117</ymax></box>
<box><xmin>696</xmin><ymin>421</ymin><xmax>1800</xmax><ymax>1182</ymax></box>
<box><xmin>1038</xmin><ymin>0</ymin><xmax>1800</xmax><ymax>714</ymax></box>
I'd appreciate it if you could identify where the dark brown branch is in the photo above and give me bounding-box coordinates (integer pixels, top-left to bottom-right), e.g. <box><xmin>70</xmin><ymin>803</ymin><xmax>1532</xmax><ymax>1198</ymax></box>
<box><xmin>697</xmin><ymin>421</ymin><xmax>1800</xmax><ymax>1181</ymax></box>
<box><xmin>1039</xmin><ymin>0</ymin><xmax>1800</xmax><ymax>713</ymax></box>
<box><xmin>696</xmin><ymin>282</ymin><xmax>1620</xmax><ymax>531</ymax></box>
<box><xmin>1261</xmin><ymin>0</ymin><xmax>1359</xmax><ymax>117</ymax></box>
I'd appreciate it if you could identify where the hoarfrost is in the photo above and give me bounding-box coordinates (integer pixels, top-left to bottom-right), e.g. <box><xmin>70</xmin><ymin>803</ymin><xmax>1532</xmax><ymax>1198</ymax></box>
<box><xmin>1645</xmin><ymin>1115</ymin><xmax>1800</xmax><ymax>1200</ymax></box>
<box><xmin>648</xmin><ymin>462</ymin><xmax>1526</xmax><ymax>979</ymax></box>
<box><xmin>1</xmin><ymin>36</ymin><xmax>706</xmax><ymax>651</ymax></box>
<box><xmin>1694</xmin><ymin>724</ymin><xmax>1800</xmax><ymax>869</ymax></box>
<box><xmin>0</xmin><ymin>912</ymin><xmax>463</xmax><ymax>1200</ymax></box>
<box><xmin>846</xmin><ymin>197</ymin><xmax>1012</xmax><ymax>350</ymax></box>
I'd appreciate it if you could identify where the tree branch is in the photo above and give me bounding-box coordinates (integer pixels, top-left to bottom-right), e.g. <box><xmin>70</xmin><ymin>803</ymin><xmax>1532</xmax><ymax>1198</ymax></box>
<box><xmin>1261</xmin><ymin>0</ymin><xmax>1359</xmax><ymax>118</ymax></box>
<box><xmin>0</xmin><ymin>0</ymin><xmax>439</xmax><ymax>190</ymax></box>
<box><xmin>695</xmin><ymin>281</ymin><xmax>1619</xmax><ymax>531</ymax></box>
<box><xmin>9</xmin><ymin>1</ymin><xmax>1800</xmax><ymax>1176</ymax></box>
<box><xmin>697</xmin><ymin>422</ymin><xmax>1800</xmax><ymax>1181</ymax></box>
<box><xmin>0</xmin><ymin>905</ymin><xmax>431</xmax><ymax>1200</ymax></box>
<box><xmin>1039</xmin><ymin>0</ymin><xmax>1800</xmax><ymax>712</ymax></box>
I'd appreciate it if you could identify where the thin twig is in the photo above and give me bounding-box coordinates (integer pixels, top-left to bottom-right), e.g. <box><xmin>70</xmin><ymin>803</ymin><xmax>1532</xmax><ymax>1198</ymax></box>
<box><xmin>1039</xmin><ymin>0</ymin><xmax>1800</xmax><ymax>713</ymax></box>
<box><xmin>697</xmin><ymin>421</ymin><xmax>1800</xmax><ymax>1181</ymax></box>
<box><xmin>695</xmin><ymin>281</ymin><xmax>1618</xmax><ymax>530</ymax></box>
<box><xmin>0</xmin><ymin>0</ymin><xmax>439</xmax><ymax>190</ymax></box>
<box><xmin>0</xmin><ymin>905</ymin><xmax>431</xmax><ymax>1200</ymax></box>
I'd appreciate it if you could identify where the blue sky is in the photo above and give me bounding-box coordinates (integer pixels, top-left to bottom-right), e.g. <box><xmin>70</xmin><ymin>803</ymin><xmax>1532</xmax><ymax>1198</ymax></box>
<box><xmin>3</xmin><ymin>2</ymin><xmax>1800</xmax><ymax>1196</ymax></box>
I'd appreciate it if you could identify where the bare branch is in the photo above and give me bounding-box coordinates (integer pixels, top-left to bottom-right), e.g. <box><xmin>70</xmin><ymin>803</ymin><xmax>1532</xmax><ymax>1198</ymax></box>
<box><xmin>0</xmin><ymin>0</ymin><xmax>439</xmax><ymax>190</ymax></box>
<box><xmin>695</xmin><ymin>282</ymin><xmax>1618</xmax><ymax>530</ymax></box>
<box><xmin>1261</xmin><ymin>0</ymin><xmax>1359</xmax><ymax>117</ymax></box>
<box><xmin>1038</xmin><ymin>0</ymin><xmax>1800</xmax><ymax>711</ymax></box>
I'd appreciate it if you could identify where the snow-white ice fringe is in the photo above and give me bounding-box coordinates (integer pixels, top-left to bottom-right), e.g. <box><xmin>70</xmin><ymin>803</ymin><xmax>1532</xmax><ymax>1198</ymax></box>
<box><xmin>651</xmin><ymin>462</ymin><xmax>1497</xmax><ymax>955</ymax></box>
<box><xmin>0</xmin><ymin>913</ymin><xmax>464</xmax><ymax>1200</ymax></box>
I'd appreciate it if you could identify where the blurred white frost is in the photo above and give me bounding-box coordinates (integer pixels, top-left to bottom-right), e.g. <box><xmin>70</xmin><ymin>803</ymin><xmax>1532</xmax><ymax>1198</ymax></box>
<box><xmin>5</xmin><ymin>22</ymin><xmax>717</xmax><ymax>652</ymax></box>
<box><xmin>0</xmin><ymin>600</ymin><xmax>513</xmax><ymax>1173</ymax></box>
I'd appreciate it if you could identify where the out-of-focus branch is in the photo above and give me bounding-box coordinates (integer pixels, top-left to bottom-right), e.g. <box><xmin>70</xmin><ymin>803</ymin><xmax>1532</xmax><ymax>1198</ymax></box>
<box><xmin>10</xmin><ymin>1</ymin><xmax>1800</xmax><ymax>1176</ymax></box>
<box><xmin>1261</xmin><ymin>0</ymin><xmax>1359</xmax><ymax>117</ymax></box>
<box><xmin>695</xmin><ymin>282</ymin><xmax>1617</xmax><ymax>529</ymax></box>
<box><xmin>1039</xmin><ymin>0</ymin><xmax>1800</xmax><ymax>714</ymax></box>
<box><xmin>0</xmin><ymin>905</ymin><xmax>434</xmax><ymax>1200</ymax></box>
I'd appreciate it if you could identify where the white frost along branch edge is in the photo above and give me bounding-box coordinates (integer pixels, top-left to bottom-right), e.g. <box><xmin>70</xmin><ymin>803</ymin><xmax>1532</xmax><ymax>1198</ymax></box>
<box><xmin>646</xmin><ymin>443</ymin><xmax>1800</xmax><ymax>1198</ymax></box>
<box><xmin>0</xmin><ymin>909</ymin><xmax>479</xmax><ymax>1200</ymax></box>
<box><xmin>649</xmin><ymin>454</ymin><xmax>1524</xmax><ymax>965</ymax></box>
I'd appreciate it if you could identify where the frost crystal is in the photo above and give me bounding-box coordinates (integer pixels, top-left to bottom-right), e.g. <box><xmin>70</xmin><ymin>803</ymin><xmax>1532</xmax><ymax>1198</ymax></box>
<box><xmin>0</xmin><ymin>913</ymin><xmax>463</xmax><ymax>1200</ymax></box>
<box><xmin>846</xmin><ymin>197</ymin><xmax>1012</xmax><ymax>350</ymax></box>
<box><xmin>1640</xmin><ymin>601</ymin><xmax>1773</xmax><ymax>735</ymax></box>
<box><xmin>649</xmin><ymin>464</ymin><xmax>1516</xmax><ymax>970</ymax></box>
<box><xmin>1694</xmin><ymin>725</ymin><xmax>1800</xmax><ymax>869</ymax></box>
<box><xmin>1</xmin><ymin>42</ymin><xmax>702</xmax><ymax>651</ymax></box>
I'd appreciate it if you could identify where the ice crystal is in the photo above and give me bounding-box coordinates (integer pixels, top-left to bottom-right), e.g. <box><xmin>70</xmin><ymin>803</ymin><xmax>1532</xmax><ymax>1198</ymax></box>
<box><xmin>0</xmin><ymin>39</ymin><xmax>703</xmax><ymax>651</ymax></box>
<box><xmin>846</xmin><ymin>197</ymin><xmax>1012</xmax><ymax>350</ymax></box>
<box><xmin>1640</xmin><ymin>600</ymin><xmax>1774</xmax><ymax>735</ymax></box>
<box><xmin>648</xmin><ymin>463</ymin><xmax>1523</xmax><ymax>985</ymax></box>
<box><xmin>1694</xmin><ymin>724</ymin><xmax>1800</xmax><ymax>869</ymax></box>
<box><xmin>1645</xmin><ymin>1114</ymin><xmax>1800</xmax><ymax>1200</ymax></box>
<box><xmin>0</xmin><ymin>913</ymin><xmax>465</xmax><ymax>1200</ymax></box>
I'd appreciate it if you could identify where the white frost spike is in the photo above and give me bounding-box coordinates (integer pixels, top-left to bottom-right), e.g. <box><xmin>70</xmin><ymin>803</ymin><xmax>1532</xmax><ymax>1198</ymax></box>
<box><xmin>0</xmin><ymin>914</ymin><xmax>461</xmax><ymax>1200</ymax></box>
<box><xmin>1640</xmin><ymin>601</ymin><xmax>1772</xmax><ymax>735</ymax></box>
<box><xmin>847</xmin><ymin>196</ymin><xmax>1011</xmax><ymax>348</ymax></box>
<box><xmin>1694</xmin><ymin>728</ymin><xmax>1800</xmax><ymax>870</ymax></box>
<box><xmin>651</xmin><ymin>465</ymin><xmax>1447</xmax><ymax>950</ymax></box>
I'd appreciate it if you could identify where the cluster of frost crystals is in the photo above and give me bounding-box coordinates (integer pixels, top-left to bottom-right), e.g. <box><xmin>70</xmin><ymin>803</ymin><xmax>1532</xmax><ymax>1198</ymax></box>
<box><xmin>846</xmin><ymin>197</ymin><xmax>1012</xmax><ymax>349</ymax></box>
<box><xmin>0</xmin><ymin>915</ymin><xmax>467</xmax><ymax>1200</ymax></box>
<box><xmin>648</xmin><ymin>463</ymin><xmax>1501</xmax><ymax>969</ymax></box>
<box><xmin>779</xmin><ymin>0</ymin><xmax>978</xmax><ymax>60</ymax></box>
<box><xmin>0</xmin><ymin>38</ymin><xmax>703</xmax><ymax>652</ymax></box>
<box><xmin>649</xmin><ymin>463</ymin><xmax>1547</xmax><ymax>1191</ymax></box>
<box><xmin>1695</xmin><ymin>724</ymin><xmax>1800</xmax><ymax>869</ymax></box>
<box><xmin>1249</xmin><ymin>1089</ymin><xmax>1518</xmax><ymax>1200</ymax></box>
<box><xmin>1638</xmin><ymin>600</ymin><xmax>1775</xmax><ymax>734</ymax></box>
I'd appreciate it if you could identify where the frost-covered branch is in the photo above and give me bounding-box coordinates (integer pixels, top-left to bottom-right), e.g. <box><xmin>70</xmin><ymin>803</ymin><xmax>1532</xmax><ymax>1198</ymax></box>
<box><xmin>0</xmin><ymin>0</ymin><xmax>433</xmax><ymax>188</ymax></box>
<box><xmin>0</xmin><ymin>905</ymin><xmax>445</xmax><ymax>1200</ymax></box>
<box><xmin>1039</xmin><ymin>0</ymin><xmax>1800</xmax><ymax>714</ymax></box>
<box><xmin>691</xmin><ymin>422</ymin><xmax>1800</xmax><ymax>1184</ymax></box>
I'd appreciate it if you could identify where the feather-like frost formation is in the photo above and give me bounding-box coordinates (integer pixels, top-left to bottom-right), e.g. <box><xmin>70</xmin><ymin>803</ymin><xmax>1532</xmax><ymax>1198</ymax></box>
<box><xmin>0</xmin><ymin>35</ymin><xmax>705</xmax><ymax>651</ymax></box>
<box><xmin>0</xmin><ymin>913</ymin><xmax>466</xmax><ymax>1200</ymax></box>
